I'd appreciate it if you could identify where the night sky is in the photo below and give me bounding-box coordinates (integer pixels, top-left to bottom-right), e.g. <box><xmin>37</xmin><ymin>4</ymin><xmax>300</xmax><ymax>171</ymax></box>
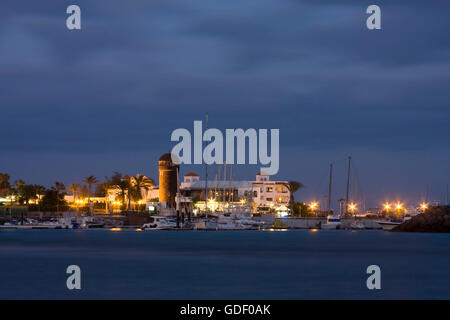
<box><xmin>1</xmin><ymin>1</ymin><xmax>449</xmax><ymax>209</ymax></box>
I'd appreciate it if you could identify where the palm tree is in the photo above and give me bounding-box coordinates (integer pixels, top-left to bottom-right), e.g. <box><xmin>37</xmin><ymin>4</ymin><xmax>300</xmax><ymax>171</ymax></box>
<box><xmin>83</xmin><ymin>176</ymin><xmax>98</xmax><ymax>215</ymax></box>
<box><xmin>6</xmin><ymin>186</ymin><xmax>17</xmax><ymax>207</ymax></box>
<box><xmin>130</xmin><ymin>174</ymin><xmax>154</xmax><ymax>211</ymax></box>
<box><xmin>122</xmin><ymin>175</ymin><xmax>133</xmax><ymax>212</ymax></box>
<box><xmin>14</xmin><ymin>180</ymin><xmax>26</xmax><ymax>203</ymax></box>
<box><xmin>53</xmin><ymin>182</ymin><xmax>66</xmax><ymax>212</ymax></box>
<box><xmin>284</xmin><ymin>181</ymin><xmax>304</xmax><ymax>216</ymax></box>
<box><xmin>34</xmin><ymin>185</ymin><xmax>46</xmax><ymax>212</ymax></box>
<box><xmin>68</xmin><ymin>183</ymin><xmax>82</xmax><ymax>216</ymax></box>
<box><xmin>68</xmin><ymin>183</ymin><xmax>81</xmax><ymax>203</ymax></box>
<box><xmin>22</xmin><ymin>184</ymin><xmax>37</xmax><ymax>205</ymax></box>
<box><xmin>108</xmin><ymin>173</ymin><xmax>129</xmax><ymax>212</ymax></box>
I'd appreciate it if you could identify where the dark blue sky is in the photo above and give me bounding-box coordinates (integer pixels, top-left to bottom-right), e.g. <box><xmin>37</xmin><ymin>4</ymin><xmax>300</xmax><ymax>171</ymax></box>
<box><xmin>1</xmin><ymin>1</ymin><xmax>449</xmax><ymax>208</ymax></box>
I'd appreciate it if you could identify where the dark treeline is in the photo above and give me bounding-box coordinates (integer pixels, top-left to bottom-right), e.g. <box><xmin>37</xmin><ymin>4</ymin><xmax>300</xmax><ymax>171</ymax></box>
<box><xmin>0</xmin><ymin>172</ymin><xmax>154</xmax><ymax>213</ymax></box>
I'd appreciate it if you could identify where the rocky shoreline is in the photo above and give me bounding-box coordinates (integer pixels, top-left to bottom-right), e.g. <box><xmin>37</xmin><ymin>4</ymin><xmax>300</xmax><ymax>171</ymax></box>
<box><xmin>393</xmin><ymin>206</ymin><xmax>450</xmax><ymax>233</ymax></box>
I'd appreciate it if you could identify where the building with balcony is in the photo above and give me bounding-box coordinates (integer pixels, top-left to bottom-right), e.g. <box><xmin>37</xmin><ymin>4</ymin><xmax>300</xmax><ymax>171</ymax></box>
<box><xmin>180</xmin><ymin>171</ymin><xmax>290</xmax><ymax>211</ymax></box>
<box><xmin>252</xmin><ymin>172</ymin><xmax>290</xmax><ymax>208</ymax></box>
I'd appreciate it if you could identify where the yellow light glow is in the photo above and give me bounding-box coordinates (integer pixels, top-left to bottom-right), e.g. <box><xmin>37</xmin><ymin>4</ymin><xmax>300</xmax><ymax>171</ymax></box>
<box><xmin>396</xmin><ymin>203</ymin><xmax>403</xmax><ymax>210</ymax></box>
<box><xmin>309</xmin><ymin>202</ymin><xmax>318</xmax><ymax>210</ymax></box>
<box><xmin>110</xmin><ymin>227</ymin><xmax>121</xmax><ymax>231</ymax></box>
<box><xmin>384</xmin><ymin>203</ymin><xmax>391</xmax><ymax>210</ymax></box>
<box><xmin>349</xmin><ymin>203</ymin><xmax>357</xmax><ymax>212</ymax></box>
<box><xmin>420</xmin><ymin>202</ymin><xmax>428</xmax><ymax>210</ymax></box>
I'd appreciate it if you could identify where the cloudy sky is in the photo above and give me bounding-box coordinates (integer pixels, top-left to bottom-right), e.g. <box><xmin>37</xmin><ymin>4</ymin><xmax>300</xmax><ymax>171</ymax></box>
<box><xmin>1</xmin><ymin>1</ymin><xmax>449</xmax><ymax>208</ymax></box>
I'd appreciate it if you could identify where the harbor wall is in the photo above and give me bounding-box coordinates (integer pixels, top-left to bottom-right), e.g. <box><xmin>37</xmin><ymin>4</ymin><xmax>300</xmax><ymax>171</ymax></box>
<box><xmin>271</xmin><ymin>217</ymin><xmax>382</xmax><ymax>229</ymax></box>
<box><xmin>273</xmin><ymin>218</ymin><xmax>323</xmax><ymax>229</ymax></box>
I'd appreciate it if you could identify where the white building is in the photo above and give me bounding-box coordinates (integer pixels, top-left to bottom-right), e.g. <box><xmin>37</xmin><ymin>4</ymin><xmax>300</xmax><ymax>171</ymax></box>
<box><xmin>252</xmin><ymin>172</ymin><xmax>290</xmax><ymax>208</ymax></box>
<box><xmin>179</xmin><ymin>171</ymin><xmax>290</xmax><ymax>210</ymax></box>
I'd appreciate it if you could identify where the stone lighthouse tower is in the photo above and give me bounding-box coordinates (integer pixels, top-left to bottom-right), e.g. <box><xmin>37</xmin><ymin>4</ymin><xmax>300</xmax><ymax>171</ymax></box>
<box><xmin>158</xmin><ymin>153</ymin><xmax>179</xmax><ymax>208</ymax></box>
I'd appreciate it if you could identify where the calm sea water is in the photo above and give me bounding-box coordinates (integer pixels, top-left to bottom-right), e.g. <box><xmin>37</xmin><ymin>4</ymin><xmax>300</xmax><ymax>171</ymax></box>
<box><xmin>0</xmin><ymin>229</ymin><xmax>449</xmax><ymax>299</ymax></box>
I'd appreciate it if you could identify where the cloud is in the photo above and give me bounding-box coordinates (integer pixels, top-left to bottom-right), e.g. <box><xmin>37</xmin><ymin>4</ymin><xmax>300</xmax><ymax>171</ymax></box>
<box><xmin>0</xmin><ymin>0</ymin><xmax>449</xmax><ymax>202</ymax></box>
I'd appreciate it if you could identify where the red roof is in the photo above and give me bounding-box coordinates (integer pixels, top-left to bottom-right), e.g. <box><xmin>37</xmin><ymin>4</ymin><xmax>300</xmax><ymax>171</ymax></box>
<box><xmin>184</xmin><ymin>172</ymin><xmax>199</xmax><ymax>177</ymax></box>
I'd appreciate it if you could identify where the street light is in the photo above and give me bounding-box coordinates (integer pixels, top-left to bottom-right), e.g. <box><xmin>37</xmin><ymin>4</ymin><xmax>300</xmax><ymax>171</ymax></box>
<box><xmin>349</xmin><ymin>202</ymin><xmax>357</xmax><ymax>213</ymax></box>
<box><xmin>384</xmin><ymin>202</ymin><xmax>391</xmax><ymax>211</ymax></box>
<box><xmin>309</xmin><ymin>202</ymin><xmax>318</xmax><ymax>211</ymax></box>
<box><xmin>420</xmin><ymin>202</ymin><xmax>428</xmax><ymax>210</ymax></box>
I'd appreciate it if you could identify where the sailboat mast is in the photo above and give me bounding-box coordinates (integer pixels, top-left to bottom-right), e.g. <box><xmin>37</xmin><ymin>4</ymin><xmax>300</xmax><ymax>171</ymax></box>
<box><xmin>204</xmin><ymin>114</ymin><xmax>209</xmax><ymax>215</ymax></box>
<box><xmin>223</xmin><ymin>162</ymin><xmax>227</xmax><ymax>203</ymax></box>
<box><xmin>345</xmin><ymin>156</ymin><xmax>351</xmax><ymax>214</ymax></box>
<box><xmin>215</xmin><ymin>166</ymin><xmax>220</xmax><ymax>201</ymax></box>
<box><xmin>328</xmin><ymin>163</ymin><xmax>333</xmax><ymax>214</ymax></box>
<box><xmin>229</xmin><ymin>164</ymin><xmax>233</xmax><ymax>202</ymax></box>
<box><xmin>176</xmin><ymin>166</ymin><xmax>180</xmax><ymax>211</ymax></box>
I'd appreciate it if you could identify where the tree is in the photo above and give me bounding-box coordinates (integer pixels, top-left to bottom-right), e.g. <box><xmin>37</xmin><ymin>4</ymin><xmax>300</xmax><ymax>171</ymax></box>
<box><xmin>54</xmin><ymin>182</ymin><xmax>65</xmax><ymax>194</ymax></box>
<box><xmin>68</xmin><ymin>183</ymin><xmax>82</xmax><ymax>202</ymax></box>
<box><xmin>5</xmin><ymin>187</ymin><xmax>17</xmax><ymax>206</ymax></box>
<box><xmin>83</xmin><ymin>175</ymin><xmax>98</xmax><ymax>215</ymax></box>
<box><xmin>130</xmin><ymin>174</ymin><xmax>154</xmax><ymax>211</ymax></box>
<box><xmin>34</xmin><ymin>185</ymin><xmax>46</xmax><ymax>211</ymax></box>
<box><xmin>294</xmin><ymin>202</ymin><xmax>312</xmax><ymax>217</ymax></box>
<box><xmin>53</xmin><ymin>182</ymin><xmax>66</xmax><ymax>212</ymax></box>
<box><xmin>13</xmin><ymin>180</ymin><xmax>26</xmax><ymax>204</ymax></box>
<box><xmin>0</xmin><ymin>173</ymin><xmax>11</xmax><ymax>189</ymax></box>
<box><xmin>107</xmin><ymin>173</ymin><xmax>129</xmax><ymax>212</ymax></box>
<box><xmin>95</xmin><ymin>181</ymin><xmax>109</xmax><ymax>197</ymax></box>
<box><xmin>22</xmin><ymin>184</ymin><xmax>38</xmax><ymax>205</ymax></box>
<box><xmin>41</xmin><ymin>189</ymin><xmax>68</xmax><ymax>212</ymax></box>
<box><xmin>283</xmin><ymin>181</ymin><xmax>304</xmax><ymax>216</ymax></box>
<box><xmin>79</xmin><ymin>185</ymin><xmax>89</xmax><ymax>199</ymax></box>
<box><xmin>124</xmin><ymin>175</ymin><xmax>133</xmax><ymax>212</ymax></box>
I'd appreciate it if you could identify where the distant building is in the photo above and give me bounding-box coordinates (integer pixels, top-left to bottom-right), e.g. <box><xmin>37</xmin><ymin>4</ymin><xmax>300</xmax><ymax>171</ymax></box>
<box><xmin>183</xmin><ymin>172</ymin><xmax>200</xmax><ymax>183</ymax></box>
<box><xmin>252</xmin><ymin>172</ymin><xmax>290</xmax><ymax>208</ymax></box>
<box><xmin>180</xmin><ymin>171</ymin><xmax>290</xmax><ymax>210</ymax></box>
<box><xmin>180</xmin><ymin>175</ymin><xmax>256</xmax><ymax>202</ymax></box>
<box><xmin>93</xmin><ymin>158</ymin><xmax>290</xmax><ymax>214</ymax></box>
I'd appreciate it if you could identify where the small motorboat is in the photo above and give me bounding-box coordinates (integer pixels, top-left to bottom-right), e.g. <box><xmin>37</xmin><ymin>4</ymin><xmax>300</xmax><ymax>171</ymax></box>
<box><xmin>349</xmin><ymin>220</ymin><xmax>365</xmax><ymax>230</ymax></box>
<box><xmin>142</xmin><ymin>216</ymin><xmax>177</xmax><ymax>230</ymax></box>
<box><xmin>321</xmin><ymin>214</ymin><xmax>342</xmax><ymax>230</ymax></box>
<box><xmin>375</xmin><ymin>219</ymin><xmax>404</xmax><ymax>230</ymax></box>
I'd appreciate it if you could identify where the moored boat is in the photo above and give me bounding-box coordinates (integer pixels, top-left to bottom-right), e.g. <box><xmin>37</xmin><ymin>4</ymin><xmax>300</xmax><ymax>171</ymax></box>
<box><xmin>142</xmin><ymin>216</ymin><xmax>177</xmax><ymax>230</ymax></box>
<box><xmin>321</xmin><ymin>214</ymin><xmax>342</xmax><ymax>230</ymax></box>
<box><xmin>375</xmin><ymin>218</ymin><xmax>403</xmax><ymax>230</ymax></box>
